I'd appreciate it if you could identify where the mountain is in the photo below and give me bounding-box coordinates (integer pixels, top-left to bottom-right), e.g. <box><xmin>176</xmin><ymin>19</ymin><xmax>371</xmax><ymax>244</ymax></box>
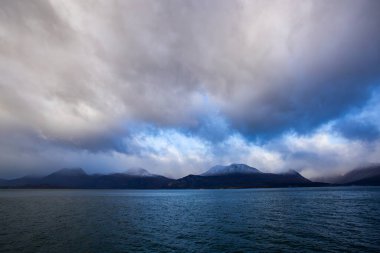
<box><xmin>347</xmin><ymin>175</ymin><xmax>380</xmax><ymax>186</ymax></box>
<box><xmin>0</xmin><ymin>168</ymin><xmax>173</xmax><ymax>189</ymax></box>
<box><xmin>311</xmin><ymin>165</ymin><xmax>380</xmax><ymax>185</ymax></box>
<box><xmin>170</xmin><ymin>165</ymin><xmax>326</xmax><ymax>189</ymax></box>
<box><xmin>1</xmin><ymin>175</ymin><xmax>42</xmax><ymax>187</ymax></box>
<box><xmin>339</xmin><ymin>165</ymin><xmax>380</xmax><ymax>184</ymax></box>
<box><xmin>201</xmin><ymin>164</ymin><xmax>261</xmax><ymax>176</ymax></box>
<box><xmin>341</xmin><ymin>165</ymin><xmax>380</xmax><ymax>186</ymax></box>
<box><xmin>123</xmin><ymin>168</ymin><xmax>156</xmax><ymax>177</ymax></box>
<box><xmin>40</xmin><ymin>168</ymin><xmax>94</xmax><ymax>188</ymax></box>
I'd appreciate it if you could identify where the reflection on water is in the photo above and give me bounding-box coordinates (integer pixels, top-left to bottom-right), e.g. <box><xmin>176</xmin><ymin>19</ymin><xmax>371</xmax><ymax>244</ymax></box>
<box><xmin>1</xmin><ymin>187</ymin><xmax>380</xmax><ymax>252</ymax></box>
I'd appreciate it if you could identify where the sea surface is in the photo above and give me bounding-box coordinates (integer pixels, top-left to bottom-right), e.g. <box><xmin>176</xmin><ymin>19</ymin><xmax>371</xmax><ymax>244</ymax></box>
<box><xmin>0</xmin><ymin>187</ymin><xmax>379</xmax><ymax>253</ymax></box>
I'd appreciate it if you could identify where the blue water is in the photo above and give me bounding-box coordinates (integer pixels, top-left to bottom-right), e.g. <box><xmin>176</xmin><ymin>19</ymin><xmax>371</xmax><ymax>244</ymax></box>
<box><xmin>0</xmin><ymin>187</ymin><xmax>379</xmax><ymax>253</ymax></box>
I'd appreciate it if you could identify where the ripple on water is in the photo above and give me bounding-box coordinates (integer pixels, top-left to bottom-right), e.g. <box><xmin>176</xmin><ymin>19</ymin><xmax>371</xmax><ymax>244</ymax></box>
<box><xmin>0</xmin><ymin>187</ymin><xmax>379</xmax><ymax>253</ymax></box>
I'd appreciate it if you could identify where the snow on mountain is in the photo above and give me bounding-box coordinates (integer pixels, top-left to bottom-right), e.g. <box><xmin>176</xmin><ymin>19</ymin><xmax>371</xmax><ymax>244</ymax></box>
<box><xmin>201</xmin><ymin>163</ymin><xmax>262</xmax><ymax>176</ymax></box>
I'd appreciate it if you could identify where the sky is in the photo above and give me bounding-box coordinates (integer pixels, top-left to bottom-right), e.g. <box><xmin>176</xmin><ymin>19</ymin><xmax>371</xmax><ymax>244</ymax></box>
<box><xmin>0</xmin><ymin>0</ymin><xmax>380</xmax><ymax>179</ymax></box>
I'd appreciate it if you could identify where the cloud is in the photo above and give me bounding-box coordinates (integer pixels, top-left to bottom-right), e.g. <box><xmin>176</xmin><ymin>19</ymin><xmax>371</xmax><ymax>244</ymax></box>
<box><xmin>0</xmin><ymin>0</ymin><xmax>380</xmax><ymax>178</ymax></box>
<box><xmin>330</xmin><ymin>87</ymin><xmax>380</xmax><ymax>141</ymax></box>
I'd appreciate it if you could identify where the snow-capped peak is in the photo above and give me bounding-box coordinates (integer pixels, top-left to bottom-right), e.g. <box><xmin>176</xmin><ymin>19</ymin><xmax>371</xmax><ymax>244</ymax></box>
<box><xmin>201</xmin><ymin>163</ymin><xmax>261</xmax><ymax>176</ymax></box>
<box><xmin>124</xmin><ymin>168</ymin><xmax>155</xmax><ymax>177</ymax></box>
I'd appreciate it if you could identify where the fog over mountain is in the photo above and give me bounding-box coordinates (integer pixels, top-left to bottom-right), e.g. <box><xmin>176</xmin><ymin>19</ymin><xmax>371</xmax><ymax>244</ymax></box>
<box><xmin>0</xmin><ymin>164</ymin><xmax>330</xmax><ymax>189</ymax></box>
<box><xmin>0</xmin><ymin>0</ymin><xmax>380</xmax><ymax>179</ymax></box>
<box><xmin>201</xmin><ymin>164</ymin><xmax>261</xmax><ymax>176</ymax></box>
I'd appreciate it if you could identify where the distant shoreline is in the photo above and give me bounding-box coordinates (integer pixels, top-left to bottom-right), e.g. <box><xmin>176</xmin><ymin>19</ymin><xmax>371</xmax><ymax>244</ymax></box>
<box><xmin>3</xmin><ymin>184</ymin><xmax>370</xmax><ymax>190</ymax></box>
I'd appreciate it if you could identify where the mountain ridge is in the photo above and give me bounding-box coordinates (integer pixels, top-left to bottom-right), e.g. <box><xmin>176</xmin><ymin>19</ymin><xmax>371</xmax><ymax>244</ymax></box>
<box><xmin>0</xmin><ymin>164</ymin><xmax>329</xmax><ymax>189</ymax></box>
<box><xmin>3</xmin><ymin>164</ymin><xmax>379</xmax><ymax>189</ymax></box>
<box><xmin>312</xmin><ymin>164</ymin><xmax>380</xmax><ymax>185</ymax></box>
<box><xmin>0</xmin><ymin>168</ymin><xmax>172</xmax><ymax>189</ymax></box>
<box><xmin>340</xmin><ymin>165</ymin><xmax>380</xmax><ymax>184</ymax></box>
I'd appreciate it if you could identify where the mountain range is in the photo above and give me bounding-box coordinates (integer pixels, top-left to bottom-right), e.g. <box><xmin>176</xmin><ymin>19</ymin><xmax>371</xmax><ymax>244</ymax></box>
<box><xmin>0</xmin><ymin>163</ymin><xmax>379</xmax><ymax>189</ymax></box>
<box><xmin>0</xmin><ymin>168</ymin><xmax>172</xmax><ymax>189</ymax></box>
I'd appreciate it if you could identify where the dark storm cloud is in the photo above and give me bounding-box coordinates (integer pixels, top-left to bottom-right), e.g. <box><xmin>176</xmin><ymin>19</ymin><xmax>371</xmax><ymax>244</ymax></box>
<box><xmin>1</xmin><ymin>0</ymin><xmax>380</xmax><ymax>177</ymax></box>
<box><xmin>100</xmin><ymin>0</ymin><xmax>380</xmax><ymax>137</ymax></box>
<box><xmin>2</xmin><ymin>0</ymin><xmax>380</xmax><ymax>136</ymax></box>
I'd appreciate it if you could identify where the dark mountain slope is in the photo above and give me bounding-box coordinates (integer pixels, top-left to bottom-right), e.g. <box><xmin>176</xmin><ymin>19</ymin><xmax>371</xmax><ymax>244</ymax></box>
<box><xmin>338</xmin><ymin>165</ymin><xmax>380</xmax><ymax>184</ymax></box>
<box><xmin>170</xmin><ymin>169</ymin><xmax>325</xmax><ymax>189</ymax></box>
<box><xmin>347</xmin><ymin>174</ymin><xmax>380</xmax><ymax>186</ymax></box>
<box><xmin>0</xmin><ymin>168</ymin><xmax>174</xmax><ymax>189</ymax></box>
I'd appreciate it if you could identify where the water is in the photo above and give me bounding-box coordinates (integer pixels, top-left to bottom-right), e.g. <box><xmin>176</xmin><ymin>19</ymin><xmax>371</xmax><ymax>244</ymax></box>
<box><xmin>0</xmin><ymin>187</ymin><xmax>379</xmax><ymax>253</ymax></box>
